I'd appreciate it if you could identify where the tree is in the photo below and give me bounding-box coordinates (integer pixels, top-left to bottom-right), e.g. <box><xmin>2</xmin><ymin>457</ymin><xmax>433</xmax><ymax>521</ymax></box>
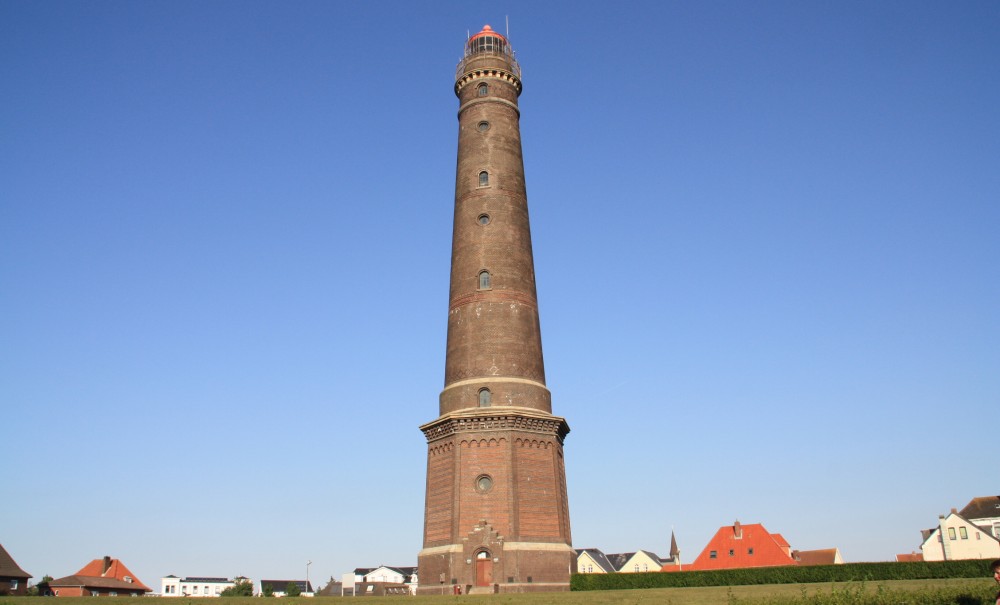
<box><xmin>28</xmin><ymin>575</ymin><xmax>53</xmax><ymax>597</ymax></box>
<box><xmin>262</xmin><ymin>583</ymin><xmax>274</xmax><ymax>598</ymax></box>
<box><xmin>284</xmin><ymin>582</ymin><xmax>301</xmax><ymax>597</ymax></box>
<box><xmin>220</xmin><ymin>578</ymin><xmax>254</xmax><ymax>597</ymax></box>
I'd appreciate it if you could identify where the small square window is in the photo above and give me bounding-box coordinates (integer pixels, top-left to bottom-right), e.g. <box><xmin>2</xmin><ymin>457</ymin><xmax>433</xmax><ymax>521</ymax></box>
<box><xmin>709</xmin><ymin>550</ymin><xmax>717</xmax><ymax>559</ymax></box>
<box><xmin>748</xmin><ymin>548</ymin><xmax>754</xmax><ymax>555</ymax></box>
<box><xmin>729</xmin><ymin>549</ymin><xmax>735</xmax><ymax>556</ymax></box>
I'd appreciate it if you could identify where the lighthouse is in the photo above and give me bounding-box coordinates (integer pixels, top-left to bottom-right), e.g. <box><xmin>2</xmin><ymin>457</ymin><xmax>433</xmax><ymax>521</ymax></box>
<box><xmin>417</xmin><ymin>25</ymin><xmax>574</xmax><ymax>594</ymax></box>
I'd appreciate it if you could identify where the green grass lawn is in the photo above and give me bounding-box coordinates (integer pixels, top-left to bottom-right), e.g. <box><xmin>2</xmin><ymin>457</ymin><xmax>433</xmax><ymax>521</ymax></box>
<box><xmin>4</xmin><ymin>579</ymin><xmax>995</xmax><ymax>605</ymax></box>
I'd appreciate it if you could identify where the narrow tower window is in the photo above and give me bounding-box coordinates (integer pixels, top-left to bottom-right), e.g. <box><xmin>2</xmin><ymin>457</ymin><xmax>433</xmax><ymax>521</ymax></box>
<box><xmin>478</xmin><ymin>388</ymin><xmax>491</xmax><ymax>407</ymax></box>
<box><xmin>478</xmin><ymin>171</ymin><xmax>489</xmax><ymax>187</ymax></box>
<box><xmin>478</xmin><ymin>270</ymin><xmax>491</xmax><ymax>289</ymax></box>
<box><xmin>478</xmin><ymin>83</ymin><xmax>488</xmax><ymax>96</ymax></box>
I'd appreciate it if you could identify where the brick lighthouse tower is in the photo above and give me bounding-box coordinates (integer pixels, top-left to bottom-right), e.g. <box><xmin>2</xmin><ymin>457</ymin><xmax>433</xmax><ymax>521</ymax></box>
<box><xmin>417</xmin><ymin>25</ymin><xmax>574</xmax><ymax>594</ymax></box>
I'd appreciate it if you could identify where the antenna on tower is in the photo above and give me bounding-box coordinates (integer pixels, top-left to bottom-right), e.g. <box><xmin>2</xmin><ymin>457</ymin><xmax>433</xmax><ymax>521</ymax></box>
<box><xmin>506</xmin><ymin>15</ymin><xmax>510</xmax><ymax>40</ymax></box>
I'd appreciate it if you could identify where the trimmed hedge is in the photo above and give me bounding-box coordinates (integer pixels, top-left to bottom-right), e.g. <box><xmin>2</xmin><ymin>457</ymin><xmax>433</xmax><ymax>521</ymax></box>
<box><xmin>570</xmin><ymin>560</ymin><xmax>992</xmax><ymax>591</ymax></box>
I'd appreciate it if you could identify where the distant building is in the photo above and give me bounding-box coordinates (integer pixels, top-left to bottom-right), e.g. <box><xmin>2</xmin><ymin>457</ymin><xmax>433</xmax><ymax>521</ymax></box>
<box><xmin>668</xmin><ymin>521</ymin><xmax>798</xmax><ymax>571</ymax></box>
<box><xmin>575</xmin><ymin>549</ymin><xmax>616</xmax><ymax>574</ymax></box>
<box><xmin>920</xmin><ymin>509</ymin><xmax>1000</xmax><ymax>561</ymax></box>
<box><xmin>896</xmin><ymin>552</ymin><xmax>924</xmax><ymax>562</ymax></box>
<box><xmin>0</xmin><ymin>543</ymin><xmax>32</xmax><ymax>596</ymax></box>
<box><xmin>316</xmin><ymin>577</ymin><xmax>342</xmax><ymax>596</ymax></box>
<box><xmin>576</xmin><ymin>532</ymin><xmax>681</xmax><ymax>574</ymax></box>
<box><xmin>959</xmin><ymin>496</ymin><xmax>1000</xmax><ymax>539</ymax></box>
<box><xmin>161</xmin><ymin>575</ymin><xmax>249</xmax><ymax>597</ymax></box>
<box><xmin>48</xmin><ymin>556</ymin><xmax>150</xmax><ymax>597</ymax></box>
<box><xmin>259</xmin><ymin>579</ymin><xmax>312</xmax><ymax>597</ymax></box>
<box><xmin>793</xmin><ymin>548</ymin><xmax>844</xmax><ymax>565</ymax></box>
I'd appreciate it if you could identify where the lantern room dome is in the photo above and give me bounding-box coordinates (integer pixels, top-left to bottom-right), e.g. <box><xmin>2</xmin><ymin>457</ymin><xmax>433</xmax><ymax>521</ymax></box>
<box><xmin>467</xmin><ymin>24</ymin><xmax>510</xmax><ymax>55</ymax></box>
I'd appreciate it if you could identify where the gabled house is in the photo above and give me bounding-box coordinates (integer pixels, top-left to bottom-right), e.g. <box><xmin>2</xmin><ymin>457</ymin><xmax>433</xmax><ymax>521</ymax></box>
<box><xmin>259</xmin><ymin>579</ymin><xmax>312</xmax><ymax>597</ymax></box>
<box><xmin>614</xmin><ymin>550</ymin><xmax>665</xmax><ymax>573</ymax></box>
<box><xmin>793</xmin><ymin>548</ymin><xmax>844</xmax><ymax>565</ymax></box>
<box><xmin>574</xmin><ymin>549</ymin><xmax>616</xmax><ymax>574</ymax></box>
<box><xmin>49</xmin><ymin>556</ymin><xmax>150</xmax><ymax>597</ymax></box>
<box><xmin>0</xmin><ymin>543</ymin><xmax>32</xmax><ymax>596</ymax></box>
<box><xmin>664</xmin><ymin>521</ymin><xmax>798</xmax><ymax>571</ymax></box>
<box><xmin>959</xmin><ymin>496</ymin><xmax>1000</xmax><ymax>539</ymax></box>
<box><xmin>920</xmin><ymin>509</ymin><xmax>1000</xmax><ymax>561</ymax></box>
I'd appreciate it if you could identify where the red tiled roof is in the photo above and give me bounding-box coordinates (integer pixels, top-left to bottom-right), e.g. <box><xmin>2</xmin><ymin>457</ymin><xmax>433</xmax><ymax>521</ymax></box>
<box><xmin>663</xmin><ymin>522</ymin><xmax>797</xmax><ymax>571</ymax></box>
<box><xmin>896</xmin><ymin>552</ymin><xmax>924</xmax><ymax>562</ymax></box>
<box><xmin>795</xmin><ymin>548</ymin><xmax>839</xmax><ymax>566</ymax></box>
<box><xmin>57</xmin><ymin>557</ymin><xmax>151</xmax><ymax>592</ymax></box>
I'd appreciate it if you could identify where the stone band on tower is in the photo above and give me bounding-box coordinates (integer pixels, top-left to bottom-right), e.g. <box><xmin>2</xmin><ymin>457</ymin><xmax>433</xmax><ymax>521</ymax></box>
<box><xmin>417</xmin><ymin>25</ymin><xmax>574</xmax><ymax>594</ymax></box>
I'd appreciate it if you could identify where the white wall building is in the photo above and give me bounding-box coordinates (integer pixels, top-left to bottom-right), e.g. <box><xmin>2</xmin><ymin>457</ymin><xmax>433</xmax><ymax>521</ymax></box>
<box><xmin>920</xmin><ymin>511</ymin><xmax>1000</xmax><ymax>561</ymax></box>
<box><xmin>161</xmin><ymin>576</ymin><xmax>248</xmax><ymax>597</ymax></box>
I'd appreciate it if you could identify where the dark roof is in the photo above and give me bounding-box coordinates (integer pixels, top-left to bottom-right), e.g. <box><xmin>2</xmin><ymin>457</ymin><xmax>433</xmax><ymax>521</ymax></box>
<box><xmin>959</xmin><ymin>496</ymin><xmax>1000</xmax><ymax>520</ymax></box>
<box><xmin>606</xmin><ymin>552</ymin><xmax>635</xmax><ymax>572</ymax></box>
<box><xmin>0</xmin><ymin>544</ymin><xmax>31</xmax><ymax>579</ymax></box>
<box><xmin>637</xmin><ymin>550</ymin><xmax>664</xmax><ymax>566</ymax></box>
<box><xmin>574</xmin><ymin>548</ymin><xmax>615</xmax><ymax>573</ymax></box>
<box><xmin>183</xmin><ymin>577</ymin><xmax>231</xmax><ymax>583</ymax></box>
<box><xmin>260</xmin><ymin>580</ymin><xmax>312</xmax><ymax>592</ymax></box>
<box><xmin>353</xmin><ymin>568</ymin><xmax>375</xmax><ymax>575</ymax></box>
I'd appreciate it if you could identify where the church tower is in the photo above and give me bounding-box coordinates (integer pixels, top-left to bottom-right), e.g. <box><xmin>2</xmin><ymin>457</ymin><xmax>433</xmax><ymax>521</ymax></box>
<box><xmin>417</xmin><ymin>25</ymin><xmax>574</xmax><ymax>594</ymax></box>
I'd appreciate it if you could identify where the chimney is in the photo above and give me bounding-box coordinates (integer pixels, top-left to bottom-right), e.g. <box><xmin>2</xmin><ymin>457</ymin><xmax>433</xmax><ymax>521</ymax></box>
<box><xmin>102</xmin><ymin>556</ymin><xmax>112</xmax><ymax>574</ymax></box>
<box><xmin>950</xmin><ymin>508</ymin><xmax>957</xmax><ymax>514</ymax></box>
<box><xmin>734</xmin><ymin>521</ymin><xmax>742</xmax><ymax>539</ymax></box>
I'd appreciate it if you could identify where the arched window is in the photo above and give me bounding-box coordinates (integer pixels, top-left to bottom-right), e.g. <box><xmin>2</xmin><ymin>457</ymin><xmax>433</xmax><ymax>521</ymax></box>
<box><xmin>478</xmin><ymin>83</ymin><xmax>488</xmax><ymax>96</ymax></box>
<box><xmin>478</xmin><ymin>270</ymin><xmax>491</xmax><ymax>289</ymax></box>
<box><xmin>478</xmin><ymin>171</ymin><xmax>489</xmax><ymax>187</ymax></box>
<box><xmin>478</xmin><ymin>388</ymin><xmax>491</xmax><ymax>407</ymax></box>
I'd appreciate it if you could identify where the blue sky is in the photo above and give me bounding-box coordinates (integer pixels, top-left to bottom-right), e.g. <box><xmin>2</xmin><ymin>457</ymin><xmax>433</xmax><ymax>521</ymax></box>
<box><xmin>2</xmin><ymin>0</ymin><xmax>998</xmax><ymax>590</ymax></box>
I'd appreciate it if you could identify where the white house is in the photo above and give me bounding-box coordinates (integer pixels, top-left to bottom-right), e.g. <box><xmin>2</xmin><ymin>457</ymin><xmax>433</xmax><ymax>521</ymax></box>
<box><xmin>960</xmin><ymin>496</ymin><xmax>1000</xmax><ymax>539</ymax></box>
<box><xmin>161</xmin><ymin>576</ymin><xmax>248</xmax><ymax>597</ymax></box>
<box><xmin>920</xmin><ymin>510</ymin><xmax>1000</xmax><ymax>561</ymax></box>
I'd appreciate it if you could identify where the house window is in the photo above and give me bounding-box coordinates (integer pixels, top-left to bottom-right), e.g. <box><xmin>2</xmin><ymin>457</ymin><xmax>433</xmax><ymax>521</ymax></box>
<box><xmin>948</xmin><ymin>527</ymin><xmax>957</xmax><ymax>540</ymax></box>
<box><xmin>478</xmin><ymin>171</ymin><xmax>489</xmax><ymax>187</ymax></box>
<box><xmin>729</xmin><ymin>549</ymin><xmax>735</xmax><ymax>556</ymax></box>
<box><xmin>959</xmin><ymin>527</ymin><xmax>968</xmax><ymax>539</ymax></box>
<box><xmin>748</xmin><ymin>548</ymin><xmax>754</xmax><ymax>555</ymax></box>
<box><xmin>110</xmin><ymin>592</ymin><xmax>117</xmax><ymax>597</ymax></box>
<box><xmin>478</xmin><ymin>270</ymin><xmax>491</xmax><ymax>289</ymax></box>
<box><xmin>587</xmin><ymin>565</ymin><xmax>593</xmax><ymax>573</ymax></box>
<box><xmin>11</xmin><ymin>580</ymin><xmax>18</xmax><ymax>590</ymax></box>
<box><xmin>634</xmin><ymin>564</ymin><xmax>639</xmax><ymax>572</ymax></box>
<box><xmin>643</xmin><ymin>564</ymin><xmax>648</xmax><ymax>571</ymax></box>
<box><xmin>709</xmin><ymin>551</ymin><xmax>717</xmax><ymax>559</ymax></box>
<box><xmin>478</xmin><ymin>388</ymin><xmax>491</xmax><ymax>407</ymax></box>
<box><xmin>478</xmin><ymin>83</ymin><xmax>488</xmax><ymax>96</ymax></box>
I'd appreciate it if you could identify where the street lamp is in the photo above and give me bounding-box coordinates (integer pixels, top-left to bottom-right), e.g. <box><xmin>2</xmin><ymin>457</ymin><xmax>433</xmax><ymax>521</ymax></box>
<box><xmin>306</xmin><ymin>561</ymin><xmax>312</xmax><ymax>594</ymax></box>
